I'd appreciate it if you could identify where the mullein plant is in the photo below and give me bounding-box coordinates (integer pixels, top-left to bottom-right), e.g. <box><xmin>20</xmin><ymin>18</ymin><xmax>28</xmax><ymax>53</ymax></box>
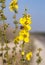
<box><xmin>9</xmin><ymin>0</ymin><xmax>32</xmax><ymax>65</ymax></box>
<box><xmin>9</xmin><ymin>0</ymin><xmax>19</xmax><ymax>37</ymax></box>
<box><xmin>9</xmin><ymin>0</ymin><xmax>19</xmax><ymax>65</ymax></box>
<box><xmin>0</xmin><ymin>0</ymin><xmax>6</xmax><ymax>65</ymax></box>
<box><xmin>19</xmin><ymin>9</ymin><xmax>32</xmax><ymax>65</ymax></box>
<box><xmin>0</xmin><ymin>0</ymin><xmax>10</xmax><ymax>65</ymax></box>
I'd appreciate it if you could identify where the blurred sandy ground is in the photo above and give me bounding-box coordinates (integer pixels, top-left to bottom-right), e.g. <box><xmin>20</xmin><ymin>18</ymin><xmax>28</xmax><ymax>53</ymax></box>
<box><xmin>30</xmin><ymin>33</ymin><xmax>45</xmax><ymax>65</ymax></box>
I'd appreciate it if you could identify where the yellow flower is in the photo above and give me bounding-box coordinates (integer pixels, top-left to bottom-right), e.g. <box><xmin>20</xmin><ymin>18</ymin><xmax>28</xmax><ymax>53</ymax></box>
<box><xmin>19</xmin><ymin>35</ymin><xmax>29</xmax><ymax>43</ymax></box>
<box><xmin>9</xmin><ymin>0</ymin><xmax>18</xmax><ymax>12</ymax></box>
<box><xmin>19</xmin><ymin>30</ymin><xmax>29</xmax><ymax>43</ymax></box>
<box><xmin>19</xmin><ymin>30</ymin><xmax>29</xmax><ymax>37</ymax></box>
<box><xmin>19</xmin><ymin>35</ymin><xmax>23</xmax><ymax>40</ymax></box>
<box><xmin>14</xmin><ymin>36</ymin><xmax>20</xmax><ymax>44</ymax></box>
<box><xmin>24</xmin><ymin>37</ymin><xmax>29</xmax><ymax>43</ymax></box>
<box><xmin>26</xmin><ymin>52</ymin><xmax>32</xmax><ymax>61</ymax></box>
<box><xmin>21</xmin><ymin>51</ymin><xmax>25</xmax><ymax>56</ymax></box>
<box><xmin>20</xmin><ymin>15</ymin><xmax>32</xmax><ymax>25</ymax></box>
<box><xmin>28</xmin><ymin>52</ymin><xmax>32</xmax><ymax>57</ymax></box>
<box><xmin>20</xmin><ymin>17</ymin><xmax>26</xmax><ymax>25</ymax></box>
<box><xmin>23</xmin><ymin>25</ymin><xmax>31</xmax><ymax>31</ymax></box>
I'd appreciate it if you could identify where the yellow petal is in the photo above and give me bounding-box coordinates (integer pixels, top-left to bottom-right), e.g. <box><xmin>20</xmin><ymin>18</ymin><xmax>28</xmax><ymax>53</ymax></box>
<box><xmin>29</xmin><ymin>52</ymin><xmax>32</xmax><ymax>57</ymax></box>
<box><xmin>15</xmin><ymin>5</ymin><xmax>18</xmax><ymax>9</ymax></box>
<box><xmin>19</xmin><ymin>30</ymin><xmax>26</xmax><ymax>35</ymax></box>
<box><xmin>9</xmin><ymin>6</ymin><xmax>13</xmax><ymax>12</ymax></box>
<box><xmin>19</xmin><ymin>35</ymin><xmax>23</xmax><ymax>40</ymax></box>
<box><xmin>26</xmin><ymin>54</ymin><xmax>30</xmax><ymax>61</ymax></box>
<box><xmin>27</xmin><ymin>57</ymin><xmax>31</xmax><ymax>61</ymax></box>
<box><xmin>20</xmin><ymin>17</ymin><xmax>26</xmax><ymax>25</ymax></box>
<box><xmin>24</xmin><ymin>37</ymin><xmax>29</xmax><ymax>43</ymax></box>
<box><xmin>9</xmin><ymin>0</ymin><xmax>18</xmax><ymax>12</ymax></box>
<box><xmin>14</xmin><ymin>36</ymin><xmax>20</xmax><ymax>44</ymax></box>
<box><xmin>24</xmin><ymin>25</ymin><xmax>31</xmax><ymax>31</ymax></box>
<box><xmin>21</xmin><ymin>51</ymin><xmax>25</xmax><ymax>55</ymax></box>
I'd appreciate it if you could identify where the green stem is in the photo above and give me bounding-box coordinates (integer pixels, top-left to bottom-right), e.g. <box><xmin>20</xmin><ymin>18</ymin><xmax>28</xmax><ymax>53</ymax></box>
<box><xmin>14</xmin><ymin>44</ymin><xmax>17</xmax><ymax>65</ymax></box>
<box><xmin>21</xmin><ymin>41</ymin><xmax>25</xmax><ymax>65</ymax></box>
<box><xmin>22</xmin><ymin>41</ymin><xmax>25</xmax><ymax>51</ymax></box>
<box><xmin>0</xmin><ymin>42</ymin><xmax>4</xmax><ymax>65</ymax></box>
<box><xmin>6</xmin><ymin>44</ymin><xmax>9</xmax><ymax>65</ymax></box>
<box><xmin>0</xmin><ymin>20</ymin><xmax>4</xmax><ymax>65</ymax></box>
<box><xmin>1</xmin><ymin>44</ymin><xmax>4</xmax><ymax>65</ymax></box>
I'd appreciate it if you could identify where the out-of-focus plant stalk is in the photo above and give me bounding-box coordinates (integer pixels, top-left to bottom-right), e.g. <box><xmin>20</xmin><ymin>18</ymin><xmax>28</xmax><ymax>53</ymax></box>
<box><xmin>13</xmin><ymin>12</ymin><xmax>18</xmax><ymax>65</ymax></box>
<box><xmin>0</xmin><ymin>0</ymin><xmax>10</xmax><ymax>65</ymax></box>
<box><xmin>36</xmin><ymin>48</ymin><xmax>42</xmax><ymax>65</ymax></box>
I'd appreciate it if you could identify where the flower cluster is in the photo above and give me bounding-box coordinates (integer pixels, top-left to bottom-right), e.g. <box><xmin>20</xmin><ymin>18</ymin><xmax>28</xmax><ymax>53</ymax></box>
<box><xmin>26</xmin><ymin>52</ymin><xmax>32</xmax><ymax>61</ymax></box>
<box><xmin>19</xmin><ymin>14</ymin><xmax>32</xmax><ymax>43</ymax></box>
<box><xmin>9</xmin><ymin>0</ymin><xmax>18</xmax><ymax>12</ymax></box>
<box><xmin>14</xmin><ymin>14</ymin><xmax>32</xmax><ymax>43</ymax></box>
